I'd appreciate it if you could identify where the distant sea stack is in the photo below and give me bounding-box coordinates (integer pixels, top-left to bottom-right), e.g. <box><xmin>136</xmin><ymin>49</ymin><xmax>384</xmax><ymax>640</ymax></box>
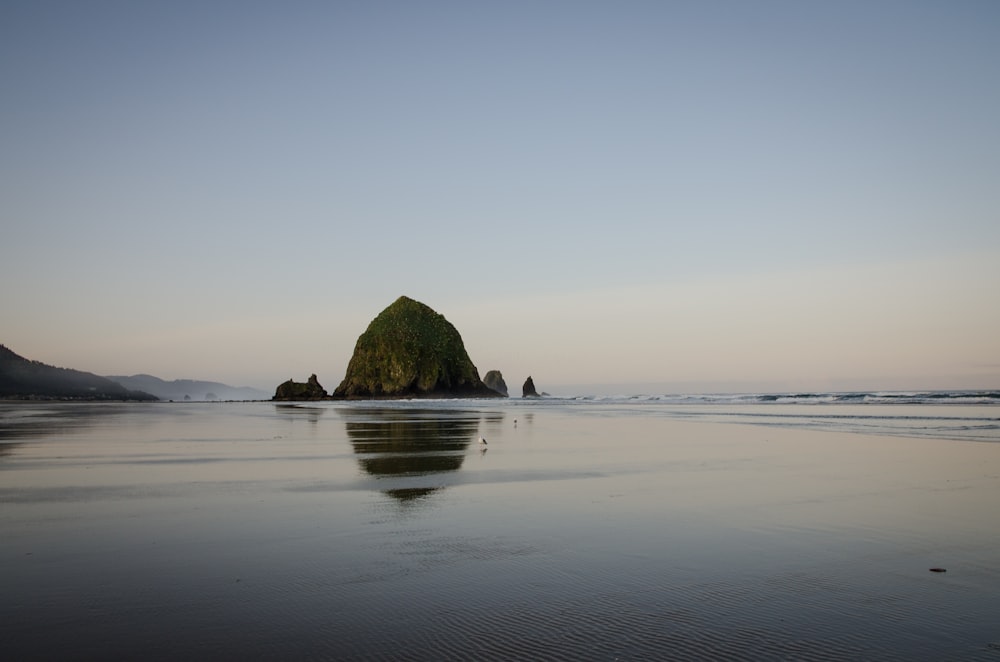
<box><xmin>483</xmin><ymin>370</ymin><xmax>509</xmax><ymax>397</ymax></box>
<box><xmin>273</xmin><ymin>374</ymin><xmax>328</xmax><ymax>401</ymax></box>
<box><xmin>332</xmin><ymin>296</ymin><xmax>502</xmax><ymax>399</ymax></box>
<box><xmin>522</xmin><ymin>376</ymin><xmax>540</xmax><ymax>398</ymax></box>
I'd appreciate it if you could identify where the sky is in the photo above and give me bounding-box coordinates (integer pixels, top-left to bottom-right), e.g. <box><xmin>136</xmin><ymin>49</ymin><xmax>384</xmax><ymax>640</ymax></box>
<box><xmin>2</xmin><ymin>0</ymin><xmax>999</xmax><ymax>394</ymax></box>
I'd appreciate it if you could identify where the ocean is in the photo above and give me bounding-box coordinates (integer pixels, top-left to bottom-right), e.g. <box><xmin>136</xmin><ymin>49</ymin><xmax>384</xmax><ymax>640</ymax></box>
<box><xmin>2</xmin><ymin>394</ymin><xmax>999</xmax><ymax>659</ymax></box>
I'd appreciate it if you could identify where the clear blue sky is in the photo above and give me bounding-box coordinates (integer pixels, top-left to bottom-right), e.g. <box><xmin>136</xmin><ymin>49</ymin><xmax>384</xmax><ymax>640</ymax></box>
<box><xmin>2</xmin><ymin>1</ymin><xmax>998</xmax><ymax>393</ymax></box>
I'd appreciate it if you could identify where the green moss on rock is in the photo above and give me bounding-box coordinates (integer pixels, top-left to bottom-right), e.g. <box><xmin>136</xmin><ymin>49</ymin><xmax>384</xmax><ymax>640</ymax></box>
<box><xmin>332</xmin><ymin>296</ymin><xmax>501</xmax><ymax>399</ymax></box>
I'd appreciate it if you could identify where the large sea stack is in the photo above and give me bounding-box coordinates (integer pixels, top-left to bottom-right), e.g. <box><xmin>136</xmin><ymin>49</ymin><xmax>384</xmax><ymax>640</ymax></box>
<box><xmin>332</xmin><ymin>296</ymin><xmax>502</xmax><ymax>399</ymax></box>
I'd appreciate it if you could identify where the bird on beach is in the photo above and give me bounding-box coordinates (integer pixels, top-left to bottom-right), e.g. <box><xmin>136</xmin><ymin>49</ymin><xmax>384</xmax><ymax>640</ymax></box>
<box><xmin>479</xmin><ymin>436</ymin><xmax>487</xmax><ymax>445</ymax></box>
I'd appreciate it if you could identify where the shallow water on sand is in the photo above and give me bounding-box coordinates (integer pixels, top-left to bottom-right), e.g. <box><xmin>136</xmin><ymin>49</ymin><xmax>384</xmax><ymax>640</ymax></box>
<box><xmin>2</xmin><ymin>401</ymin><xmax>999</xmax><ymax>660</ymax></box>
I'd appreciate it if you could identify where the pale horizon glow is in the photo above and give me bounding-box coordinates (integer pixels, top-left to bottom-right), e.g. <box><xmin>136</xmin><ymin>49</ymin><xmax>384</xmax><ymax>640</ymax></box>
<box><xmin>2</xmin><ymin>1</ymin><xmax>999</xmax><ymax>394</ymax></box>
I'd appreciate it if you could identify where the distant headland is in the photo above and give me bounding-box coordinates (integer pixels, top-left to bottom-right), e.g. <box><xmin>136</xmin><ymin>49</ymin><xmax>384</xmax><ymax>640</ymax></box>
<box><xmin>0</xmin><ymin>345</ymin><xmax>268</xmax><ymax>402</ymax></box>
<box><xmin>0</xmin><ymin>344</ymin><xmax>156</xmax><ymax>401</ymax></box>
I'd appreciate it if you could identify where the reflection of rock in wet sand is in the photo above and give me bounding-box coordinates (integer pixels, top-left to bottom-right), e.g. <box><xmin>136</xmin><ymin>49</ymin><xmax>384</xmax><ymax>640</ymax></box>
<box><xmin>341</xmin><ymin>408</ymin><xmax>480</xmax><ymax>502</ymax></box>
<box><xmin>384</xmin><ymin>487</ymin><xmax>439</xmax><ymax>501</ymax></box>
<box><xmin>0</xmin><ymin>402</ymin><xmax>138</xmax><ymax>443</ymax></box>
<box><xmin>273</xmin><ymin>404</ymin><xmax>324</xmax><ymax>424</ymax></box>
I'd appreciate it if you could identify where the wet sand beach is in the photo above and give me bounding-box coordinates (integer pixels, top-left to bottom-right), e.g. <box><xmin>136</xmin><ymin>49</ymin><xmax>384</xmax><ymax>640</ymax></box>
<box><xmin>1</xmin><ymin>400</ymin><xmax>999</xmax><ymax>660</ymax></box>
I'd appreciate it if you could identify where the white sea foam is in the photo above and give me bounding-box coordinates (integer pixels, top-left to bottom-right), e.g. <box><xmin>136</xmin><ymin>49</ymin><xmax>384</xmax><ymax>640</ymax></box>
<box><xmin>557</xmin><ymin>390</ymin><xmax>1000</xmax><ymax>406</ymax></box>
<box><xmin>300</xmin><ymin>390</ymin><xmax>1000</xmax><ymax>443</ymax></box>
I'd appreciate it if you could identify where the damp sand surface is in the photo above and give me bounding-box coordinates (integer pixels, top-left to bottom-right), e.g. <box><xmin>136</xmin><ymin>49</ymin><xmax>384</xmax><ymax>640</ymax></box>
<box><xmin>2</xmin><ymin>401</ymin><xmax>999</xmax><ymax>660</ymax></box>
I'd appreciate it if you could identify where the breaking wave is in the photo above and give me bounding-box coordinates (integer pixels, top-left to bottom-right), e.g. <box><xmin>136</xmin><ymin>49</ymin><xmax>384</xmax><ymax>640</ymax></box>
<box><xmin>565</xmin><ymin>390</ymin><xmax>1000</xmax><ymax>406</ymax></box>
